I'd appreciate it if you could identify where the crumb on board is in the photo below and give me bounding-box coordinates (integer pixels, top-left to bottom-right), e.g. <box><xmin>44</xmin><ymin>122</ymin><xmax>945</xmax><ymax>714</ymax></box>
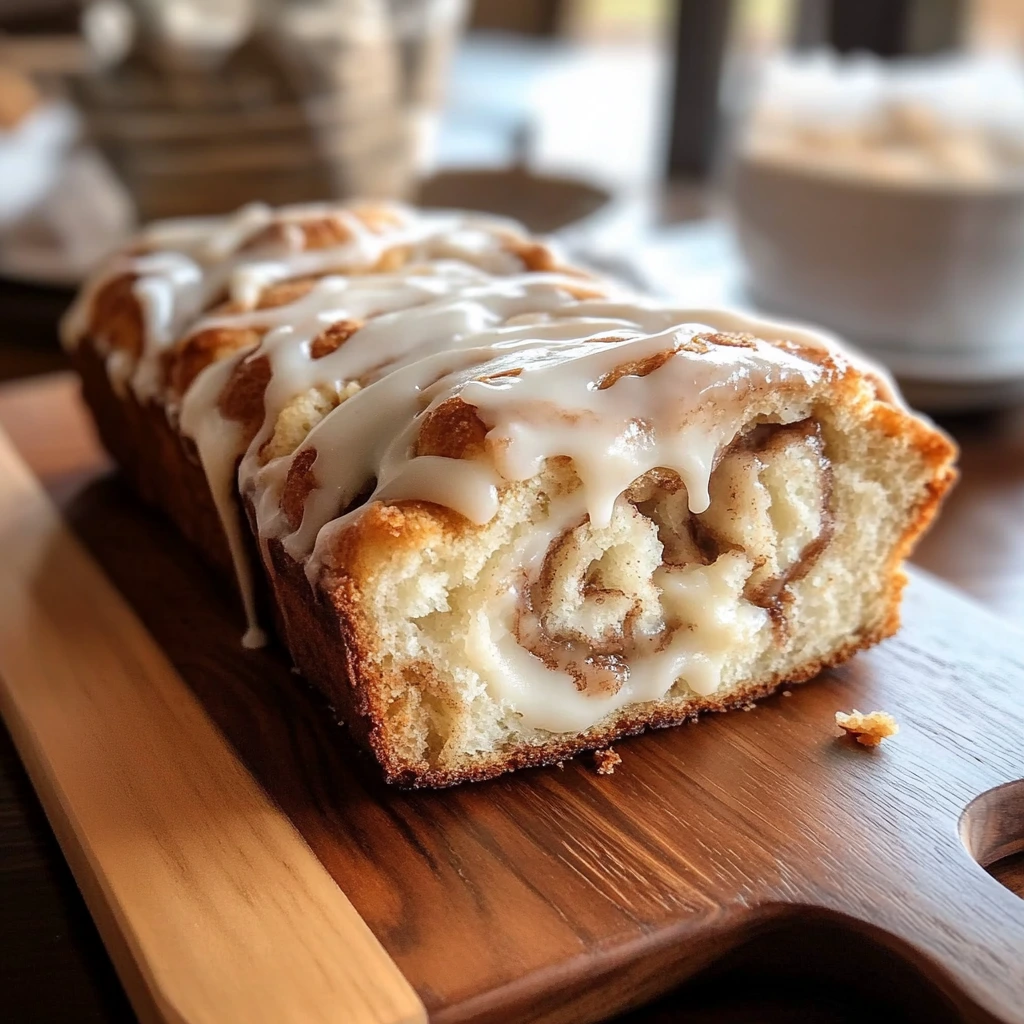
<box><xmin>835</xmin><ymin>709</ymin><xmax>899</xmax><ymax>747</ymax></box>
<box><xmin>782</xmin><ymin>690</ymin><xmax>792</xmax><ymax>697</ymax></box>
<box><xmin>593</xmin><ymin>748</ymin><xmax>622</xmax><ymax>775</ymax></box>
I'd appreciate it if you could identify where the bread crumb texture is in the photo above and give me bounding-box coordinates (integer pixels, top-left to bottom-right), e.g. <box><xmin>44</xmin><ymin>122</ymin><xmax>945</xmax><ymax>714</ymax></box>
<box><xmin>835</xmin><ymin>709</ymin><xmax>900</xmax><ymax>747</ymax></box>
<box><xmin>593</xmin><ymin>749</ymin><xmax>622</xmax><ymax>775</ymax></box>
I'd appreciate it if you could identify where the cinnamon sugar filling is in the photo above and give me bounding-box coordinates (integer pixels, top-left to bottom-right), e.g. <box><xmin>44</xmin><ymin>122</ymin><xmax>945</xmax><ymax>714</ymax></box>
<box><xmin>512</xmin><ymin>419</ymin><xmax>834</xmax><ymax>696</ymax></box>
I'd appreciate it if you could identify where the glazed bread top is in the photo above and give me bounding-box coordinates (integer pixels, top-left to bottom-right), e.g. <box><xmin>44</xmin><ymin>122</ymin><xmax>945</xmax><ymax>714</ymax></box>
<box><xmin>251</xmin><ymin>307</ymin><xmax>853</xmax><ymax>564</ymax></box>
<box><xmin>64</xmin><ymin>201</ymin><xmax>908</xmax><ymax>662</ymax></box>
<box><xmin>62</xmin><ymin>200</ymin><xmax>569</xmax><ymax>402</ymax></box>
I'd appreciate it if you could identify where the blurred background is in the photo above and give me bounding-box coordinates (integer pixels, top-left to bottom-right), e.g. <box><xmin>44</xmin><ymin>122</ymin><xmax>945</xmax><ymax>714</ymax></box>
<box><xmin>2</xmin><ymin>1</ymin><xmax>1024</xmax><ymax>395</ymax></box>
<box><xmin>1</xmin><ymin>1</ymin><xmax>1024</xmax><ymax>404</ymax></box>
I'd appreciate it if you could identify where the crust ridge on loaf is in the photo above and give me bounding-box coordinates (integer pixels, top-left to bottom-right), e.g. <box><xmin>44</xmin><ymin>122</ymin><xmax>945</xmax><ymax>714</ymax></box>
<box><xmin>63</xmin><ymin>200</ymin><xmax>957</xmax><ymax>787</ymax></box>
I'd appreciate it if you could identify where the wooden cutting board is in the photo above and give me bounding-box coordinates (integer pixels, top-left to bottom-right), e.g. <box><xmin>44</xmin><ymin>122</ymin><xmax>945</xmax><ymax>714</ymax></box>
<box><xmin>0</xmin><ymin>375</ymin><xmax>1022</xmax><ymax>1024</ymax></box>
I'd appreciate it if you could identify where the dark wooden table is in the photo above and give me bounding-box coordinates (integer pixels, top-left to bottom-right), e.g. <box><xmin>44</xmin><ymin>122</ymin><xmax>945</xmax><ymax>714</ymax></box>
<box><xmin>0</xmin><ymin>371</ymin><xmax>1021</xmax><ymax>1023</ymax></box>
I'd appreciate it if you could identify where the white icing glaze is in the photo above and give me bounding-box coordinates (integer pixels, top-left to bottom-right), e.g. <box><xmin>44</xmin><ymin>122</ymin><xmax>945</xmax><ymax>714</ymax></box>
<box><xmin>61</xmin><ymin>200</ymin><xmax>534</xmax><ymax>402</ymax></box>
<box><xmin>292</xmin><ymin>307</ymin><xmax>835</xmax><ymax>569</ymax></box>
<box><xmin>249</xmin><ymin>301</ymin><xmax>840</xmax><ymax>729</ymax></box>
<box><xmin>179</xmin><ymin>264</ymin><xmax>606</xmax><ymax>643</ymax></box>
<box><xmin>70</xmin><ymin>202</ymin><xmax>900</xmax><ymax>734</ymax></box>
<box><xmin>177</xmin><ymin>350</ymin><xmax>268</xmax><ymax>650</ymax></box>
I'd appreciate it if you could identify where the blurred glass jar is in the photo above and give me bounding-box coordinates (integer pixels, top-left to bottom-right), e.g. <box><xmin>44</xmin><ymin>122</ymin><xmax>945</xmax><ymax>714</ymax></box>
<box><xmin>74</xmin><ymin>0</ymin><xmax>467</xmax><ymax>222</ymax></box>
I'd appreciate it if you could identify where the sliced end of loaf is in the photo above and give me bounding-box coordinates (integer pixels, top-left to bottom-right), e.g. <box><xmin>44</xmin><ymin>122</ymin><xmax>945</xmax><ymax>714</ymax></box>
<box><xmin>295</xmin><ymin>372</ymin><xmax>955</xmax><ymax>787</ymax></box>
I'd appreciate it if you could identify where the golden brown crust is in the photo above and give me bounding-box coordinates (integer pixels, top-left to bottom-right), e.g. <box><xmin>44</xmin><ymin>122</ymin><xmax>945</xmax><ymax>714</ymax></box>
<box><xmin>71</xmin><ymin>337</ymin><xmax>250</xmax><ymax>587</ymax></box>
<box><xmin>867</xmin><ymin>394</ymin><xmax>958</xmax><ymax>642</ymax></box>
<box><xmin>596</xmin><ymin>331</ymin><xmax>762</xmax><ymax>391</ymax></box>
<box><xmin>244</xmin><ymin>218</ymin><xmax>353</xmax><ymax>253</ymax></box>
<box><xmin>415</xmin><ymin>397</ymin><xmax>489</xmax><ymax>460</ymax></box>
<box><xmin>504</xmin><ymin>239</ymin><xmax>562</xmax><ymax>272</ymax></box>
<box><xmin>170</xmin><ymin>326</ymin><xmax>262</xmax><ymax>398</ymax></box>
<box><xmin>353</xmin><ymin>205</ymin><xmax>407</xmax><ymax>235</ymax></box>
<box><xmin>281</xmin><ymin>448</ymin><xmax>319</xmax><ymax>534</ymax></box>
<box><xmin>207</xmin><ymin>278</ymin><xmax>320</xmax><ymax>321</ymax></box>
<box><xmin>89</xmin><ymin>275</ymin><xmax>145</xmax><ymax>360</ymax></box>
<box><xmin>503</xmin><ymin>238</ymin><xmax>591</xmax><ymax>279</ymax></box>
<box><xmin>311</xmin><ymin>319</ymin><xmax>363</xmax><ymax>360</ymax></box>
<box><xmin>594</xmin><ymin>330</ymin><xmax>763</xmax><ymax>388</ymax></box>
<box><xmin>218</xmin><ymin>354</ymin><xmax>273</xmax><ymax>439</ymax></box>
<box><xmin>597</xmin><ymin>349</ymin><xmax>678</xmax><ymax>389</ymax></box>
<box><xmin>241</xmin><ymin>205</ymin><xmax>402</xmax><ymax>254</ymax></box>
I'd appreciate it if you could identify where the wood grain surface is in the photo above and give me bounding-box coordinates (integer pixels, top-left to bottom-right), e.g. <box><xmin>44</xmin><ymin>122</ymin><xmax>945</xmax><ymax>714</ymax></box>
<box><xmin>1</xmin><ymin>375</ymin><xmax>1024</xmax><ymax>1024</ymax></box>
<box><xmin>0</xmin><ymin>417</ymin><xmax>425</xmax><ymax>1024</ymax></box>
<box><xmin>912</xmin><ymin>407</ymin><xmax>1024</xmax><ymax>624</ymax></box>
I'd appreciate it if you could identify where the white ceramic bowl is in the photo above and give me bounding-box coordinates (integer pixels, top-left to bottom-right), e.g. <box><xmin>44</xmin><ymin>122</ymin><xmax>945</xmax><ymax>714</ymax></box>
<box><xmin>730</xmin><ymin>156</ymin><xmax>1024</xmax><ymax>357</ymax></box>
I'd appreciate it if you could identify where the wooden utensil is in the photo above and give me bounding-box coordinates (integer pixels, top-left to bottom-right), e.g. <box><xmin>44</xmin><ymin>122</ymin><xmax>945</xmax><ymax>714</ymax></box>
<box><xmin>0</xmin><ymin>376</ymin><xmax>1022</xmax><ymax>1024</ymax></box>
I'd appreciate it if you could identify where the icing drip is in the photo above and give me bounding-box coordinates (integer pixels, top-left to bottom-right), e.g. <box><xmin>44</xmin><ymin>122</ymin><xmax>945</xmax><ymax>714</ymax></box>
<box><xmin>178</xmin><ymin>351</ymin><xmax>268</xmax><ymax>650</ymax></box>
<box><xmin>292</xmin><ymin>309</ymin><xmax>835</xmax><ymax>572</ymax></box>
<box><xmin>243</xmin><ymin>301</ymin><xmax>841</xmax><ymax>726</ymax></box>
<box><xmin>180</xmin><ymin>266</ymin><xmax>606</xmax><ymax>643</ymax></box>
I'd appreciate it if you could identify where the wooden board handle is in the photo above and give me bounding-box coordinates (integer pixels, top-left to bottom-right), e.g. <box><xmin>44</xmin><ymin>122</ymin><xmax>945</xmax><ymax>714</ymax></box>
<box><xmin>0</xmin><ymin>424</ymin><xmax>426</xmax><ymax>1024</ymax></box>
<box><xmin>803</xmin><ymin>791</ymin><xmax>1024</xmax><ymax>1022</ymax></box>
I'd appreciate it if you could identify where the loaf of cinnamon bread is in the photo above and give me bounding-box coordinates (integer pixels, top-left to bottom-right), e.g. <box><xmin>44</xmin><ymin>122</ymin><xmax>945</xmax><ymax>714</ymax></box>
<box><xmin>63</xmin><ymin>201</ymin><xmax>956</xmax><ymax>786</ymax></box>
